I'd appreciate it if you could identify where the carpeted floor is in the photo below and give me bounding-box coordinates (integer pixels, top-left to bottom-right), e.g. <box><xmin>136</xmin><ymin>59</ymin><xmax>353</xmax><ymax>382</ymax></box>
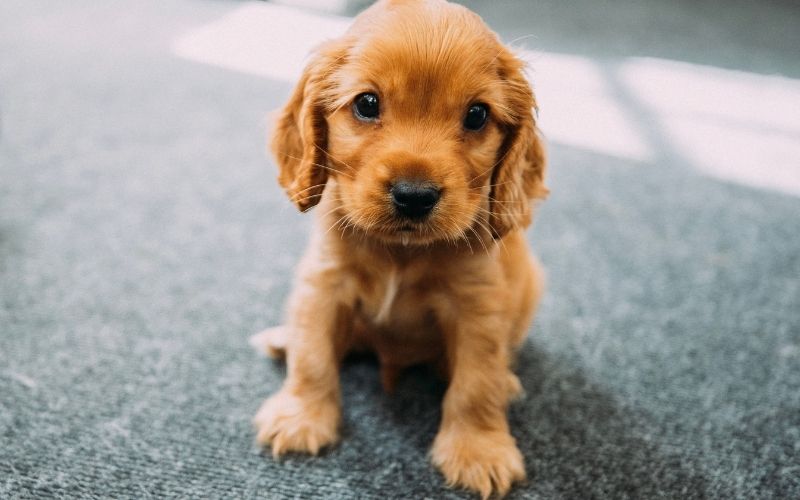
<box><xmin>1</xmin><ymin>0</ymin><xmax>799</xmax><ymax>498</ymax></box>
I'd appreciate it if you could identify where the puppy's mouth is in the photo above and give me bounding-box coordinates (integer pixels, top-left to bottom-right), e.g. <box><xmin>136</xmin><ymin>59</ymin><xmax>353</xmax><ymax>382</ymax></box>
<box><xmin>372</xmin><ymin>219</ymin><xmax>436</xmax><ymax>247</ymax></box>
<box><xmin>397</xmin><ymin>224</ymin><xmax>419</xmax><ymax>246</ymax></box>
<box><xmin>353</xmin><ymin>210</ymin><xmax>468</xmax><ymax>248</ymax></box>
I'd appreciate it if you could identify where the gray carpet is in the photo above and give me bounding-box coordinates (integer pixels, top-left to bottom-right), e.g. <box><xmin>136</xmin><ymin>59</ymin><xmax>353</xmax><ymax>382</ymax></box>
<box><xmin>2</xmin><ymin>0</ymin><xmax>799</xmax><ymax>498</ymax></box>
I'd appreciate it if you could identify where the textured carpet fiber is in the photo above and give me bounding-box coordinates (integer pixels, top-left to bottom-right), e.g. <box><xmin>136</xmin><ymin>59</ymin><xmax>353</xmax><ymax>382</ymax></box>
<box><xmin>1</xmin><ymin>0</ymin><xmax>799</xmax><ymax>498</ymax></box>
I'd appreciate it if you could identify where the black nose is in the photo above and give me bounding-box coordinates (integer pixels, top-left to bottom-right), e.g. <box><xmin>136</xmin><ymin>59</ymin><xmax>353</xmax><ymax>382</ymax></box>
<box><xmin>390</xmin><ymin>181</ymin><xmax>441</xmax><ymax>219</ymax></box>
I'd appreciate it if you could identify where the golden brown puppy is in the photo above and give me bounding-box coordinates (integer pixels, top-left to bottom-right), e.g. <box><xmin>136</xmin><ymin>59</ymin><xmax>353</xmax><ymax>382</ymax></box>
<box><xmin>253</xmin><ymin>0</ymin><xmax>547</xmax><ymax>497</ymax></box>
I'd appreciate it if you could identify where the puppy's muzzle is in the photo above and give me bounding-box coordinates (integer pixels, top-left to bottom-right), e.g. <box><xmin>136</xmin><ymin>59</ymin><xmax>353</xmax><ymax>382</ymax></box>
<box><xmin>390</xmin><ymin>180</ymin><xmax>441</xmax><ymax>220</ymax></box>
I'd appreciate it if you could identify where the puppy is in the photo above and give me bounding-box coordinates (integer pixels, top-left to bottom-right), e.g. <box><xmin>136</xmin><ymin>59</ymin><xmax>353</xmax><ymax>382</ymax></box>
<box><xmin>253</xmin><ymin>0</ymin><xmax>547</xmax><ymax>497</ymax></box>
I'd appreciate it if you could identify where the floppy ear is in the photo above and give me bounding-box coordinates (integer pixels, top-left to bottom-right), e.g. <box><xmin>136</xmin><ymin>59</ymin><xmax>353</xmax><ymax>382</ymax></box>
<box><xmin>270</xmin><ymin>43</ymin><xmax>345</xmax><ymax>211</ymax></box>
<box><xmin>488</xmin><ymin>51</ymin><xmax>548</xmax><ymax>239</ymax></box>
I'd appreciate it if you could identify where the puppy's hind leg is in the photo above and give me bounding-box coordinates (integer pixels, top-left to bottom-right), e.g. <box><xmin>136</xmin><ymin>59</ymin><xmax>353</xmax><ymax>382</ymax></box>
<box><xmin>249</xmin><ymin>326</ymin><xmax>289</xmax><ymax>359</ymax></box>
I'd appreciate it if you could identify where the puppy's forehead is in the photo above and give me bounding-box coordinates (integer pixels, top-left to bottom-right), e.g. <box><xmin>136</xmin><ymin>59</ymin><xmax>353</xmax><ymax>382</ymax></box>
<box><xmin>345</xmin><ymin>2</ymin><xmax>503</xmax><ymax>106</ymax></box>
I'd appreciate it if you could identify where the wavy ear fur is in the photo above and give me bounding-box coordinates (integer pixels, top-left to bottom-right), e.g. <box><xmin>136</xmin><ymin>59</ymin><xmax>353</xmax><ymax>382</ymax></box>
<box><xmin>489</xmin><ymin>50</ymin><xmax>548</xmax><ymax>239</ymax></box>
<box><xmin>270</xmin><ymin>42</ymin><xmax>346</xmax><ymax>211</ymax></box>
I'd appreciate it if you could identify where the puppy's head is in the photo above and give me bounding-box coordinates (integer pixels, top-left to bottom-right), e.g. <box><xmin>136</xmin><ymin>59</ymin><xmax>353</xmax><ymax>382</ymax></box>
<box><xmin>271</xmin><ymin>0</ymin><xmax>547</xmax><ymax>244</ymax></box>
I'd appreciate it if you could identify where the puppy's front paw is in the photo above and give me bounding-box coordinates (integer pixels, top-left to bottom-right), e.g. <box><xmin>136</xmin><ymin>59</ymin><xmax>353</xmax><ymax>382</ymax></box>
<box><xmin>253</xmin><ymin>390</ymin><xmax>340</xmax><ymax>456</ymax></box>
<box><xmin>430</xmin><ymin>426</ymin><xmax>525</xmax><ymax>499</ymax></box>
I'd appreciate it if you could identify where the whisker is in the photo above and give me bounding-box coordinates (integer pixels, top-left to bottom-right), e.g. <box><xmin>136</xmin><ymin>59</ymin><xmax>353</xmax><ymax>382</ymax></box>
<box><xmin>482</xmin><ymin>180</ymin><xmax>517</xmax><ymax>190</ymax></box>
<box><xmin>466</xmin><ymin>225</ymin><xmax>490</xmax><ymax>257</ymax></box>
<box><xmin>288</xmin><ymin>183</ymin><xmax>328</xmax><ymax>202</ymax></box>
<box><xmin>480</xmin><ymin>34</ymin><xmax>537</xmax><ymax>76</ymax></box>
<box><xmin>315</xmin><ymin>199</ymin><xmax>348</xmax><ymax>221</ymax></box>
<box><xmin>487</xmin><ymin>195</ymin><xmax>528</xmax><ymax>206</ymax></box>
<box><xmin>325</xmin><ymin>214</ymin><xmax>350</xmax><ymax>238</ymax></box>
<box><xmin>468</xmin><ymin>147</ymin><xmax>513</xmax><ymax>185</ymax></box>
<box><xmin>505</xmin><ymin>33</ymin><xmax>539</xmax><ymax>48</ymax></box>
<box><xmin>478</xmin><ymin>206</ymin><xmax>527</xmax><ymax>217</ymax></box>
<box><xmin>276</xmin><ymin>151</ymin><xmax>355</xmax><ymax>180</ymax></box>
<box><xmin>287</xmin><ymin>192</ymin><xmax>324</xmax><ymax>207</ymax></box>
<box><xmin>474</xmin><ymin>213</ymin><xmax>508</xmax><ymax>254</ymax></box>
<box><xmin>317</xmin><ymin>146</ymin><xmax>357</xmax><ymax>175</ymax></box>
<box><xmin>289</xmin><ymin>192</ymin><xmax>347</xmax><ymax>208</ymax></box>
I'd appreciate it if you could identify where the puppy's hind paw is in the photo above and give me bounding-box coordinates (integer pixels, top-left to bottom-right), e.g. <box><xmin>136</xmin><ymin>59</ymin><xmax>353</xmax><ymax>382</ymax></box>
<box><xmin>507</xmin><ymin>373</ymin><xmax>526</xmax><ymax>401</ymax></box>
<box><xmin>249</xmin><ymin>326</ymin><xmax>289</xmax><ymax>359</ymax></box>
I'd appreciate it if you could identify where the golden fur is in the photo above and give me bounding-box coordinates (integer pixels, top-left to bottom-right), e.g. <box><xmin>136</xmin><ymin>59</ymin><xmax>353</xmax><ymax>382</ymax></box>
<box><xmin>253</xmin><ymin>0</ymin><xmax>548</xmax><ymax>497</ymax></box>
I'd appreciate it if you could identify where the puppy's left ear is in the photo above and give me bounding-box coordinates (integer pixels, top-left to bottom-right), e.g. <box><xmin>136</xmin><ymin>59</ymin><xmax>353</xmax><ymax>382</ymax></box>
<box><xmin>270</xmin><ymin>41</ymin><xmax>346</xmax><ymax>211</ymax></box>
<box><xmin>488</xmin><ymin>50</ymin><xmax>548</xmax><ymax>239</ymax></box>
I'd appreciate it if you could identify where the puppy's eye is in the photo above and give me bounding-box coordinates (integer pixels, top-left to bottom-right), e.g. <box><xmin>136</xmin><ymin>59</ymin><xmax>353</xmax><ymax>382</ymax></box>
<box><xmin>353</xmin><ymin>93</ymin><xmax>380</xmax><ymax>121</ymax></box>
<box><xmin>464</xmin><ymin>103</ymin><xmax>488</xmax><ymax>131</ymax></box>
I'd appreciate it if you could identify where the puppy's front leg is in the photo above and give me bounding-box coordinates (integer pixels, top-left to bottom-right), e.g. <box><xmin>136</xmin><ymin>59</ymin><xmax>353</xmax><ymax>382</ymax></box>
<box><xmin>431</xmin><ymin>314</ymin><xmax>525</xmax><ymax>499</ymax></box>
<box><xmin>254</xmin><ymin>280</ymin><xmax>350</xmax><ymax>456</ymax></box>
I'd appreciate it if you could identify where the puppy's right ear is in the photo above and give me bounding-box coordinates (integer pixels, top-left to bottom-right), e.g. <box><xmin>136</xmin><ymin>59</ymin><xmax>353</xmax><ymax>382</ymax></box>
<box><xmin>270</xmin><ymin>42</ymin><xmax>346</xmax><ymax>211</ymax></box>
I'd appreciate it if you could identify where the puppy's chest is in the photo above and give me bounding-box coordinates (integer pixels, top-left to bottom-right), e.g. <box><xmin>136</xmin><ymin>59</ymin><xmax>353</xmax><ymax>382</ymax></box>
<box><xmin>353</xmin><ymin>265</ymin><xmax>437</xmax><ymax>333</ymax></box>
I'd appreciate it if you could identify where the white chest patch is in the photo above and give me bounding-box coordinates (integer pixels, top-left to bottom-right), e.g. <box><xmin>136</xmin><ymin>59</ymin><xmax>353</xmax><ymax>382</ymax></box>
<box><xmin>374</xmin><ymin>267</ymin><xmax>399</xmax><ymax>325</ymax></box>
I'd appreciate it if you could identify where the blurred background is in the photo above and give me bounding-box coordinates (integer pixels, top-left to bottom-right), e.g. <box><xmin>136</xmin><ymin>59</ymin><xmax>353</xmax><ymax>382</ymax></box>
<box><xmin>2</xmin><ymin>0</ymin><xmax>798</xmax><ymax>498</ymax></box>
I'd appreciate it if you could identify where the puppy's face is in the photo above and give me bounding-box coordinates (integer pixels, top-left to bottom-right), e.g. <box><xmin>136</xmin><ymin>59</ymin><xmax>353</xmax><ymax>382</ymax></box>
<box><xmin>272</xmin><ymin>0</ymin><xmax>547</xmax><ymax>244</ymax></box>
